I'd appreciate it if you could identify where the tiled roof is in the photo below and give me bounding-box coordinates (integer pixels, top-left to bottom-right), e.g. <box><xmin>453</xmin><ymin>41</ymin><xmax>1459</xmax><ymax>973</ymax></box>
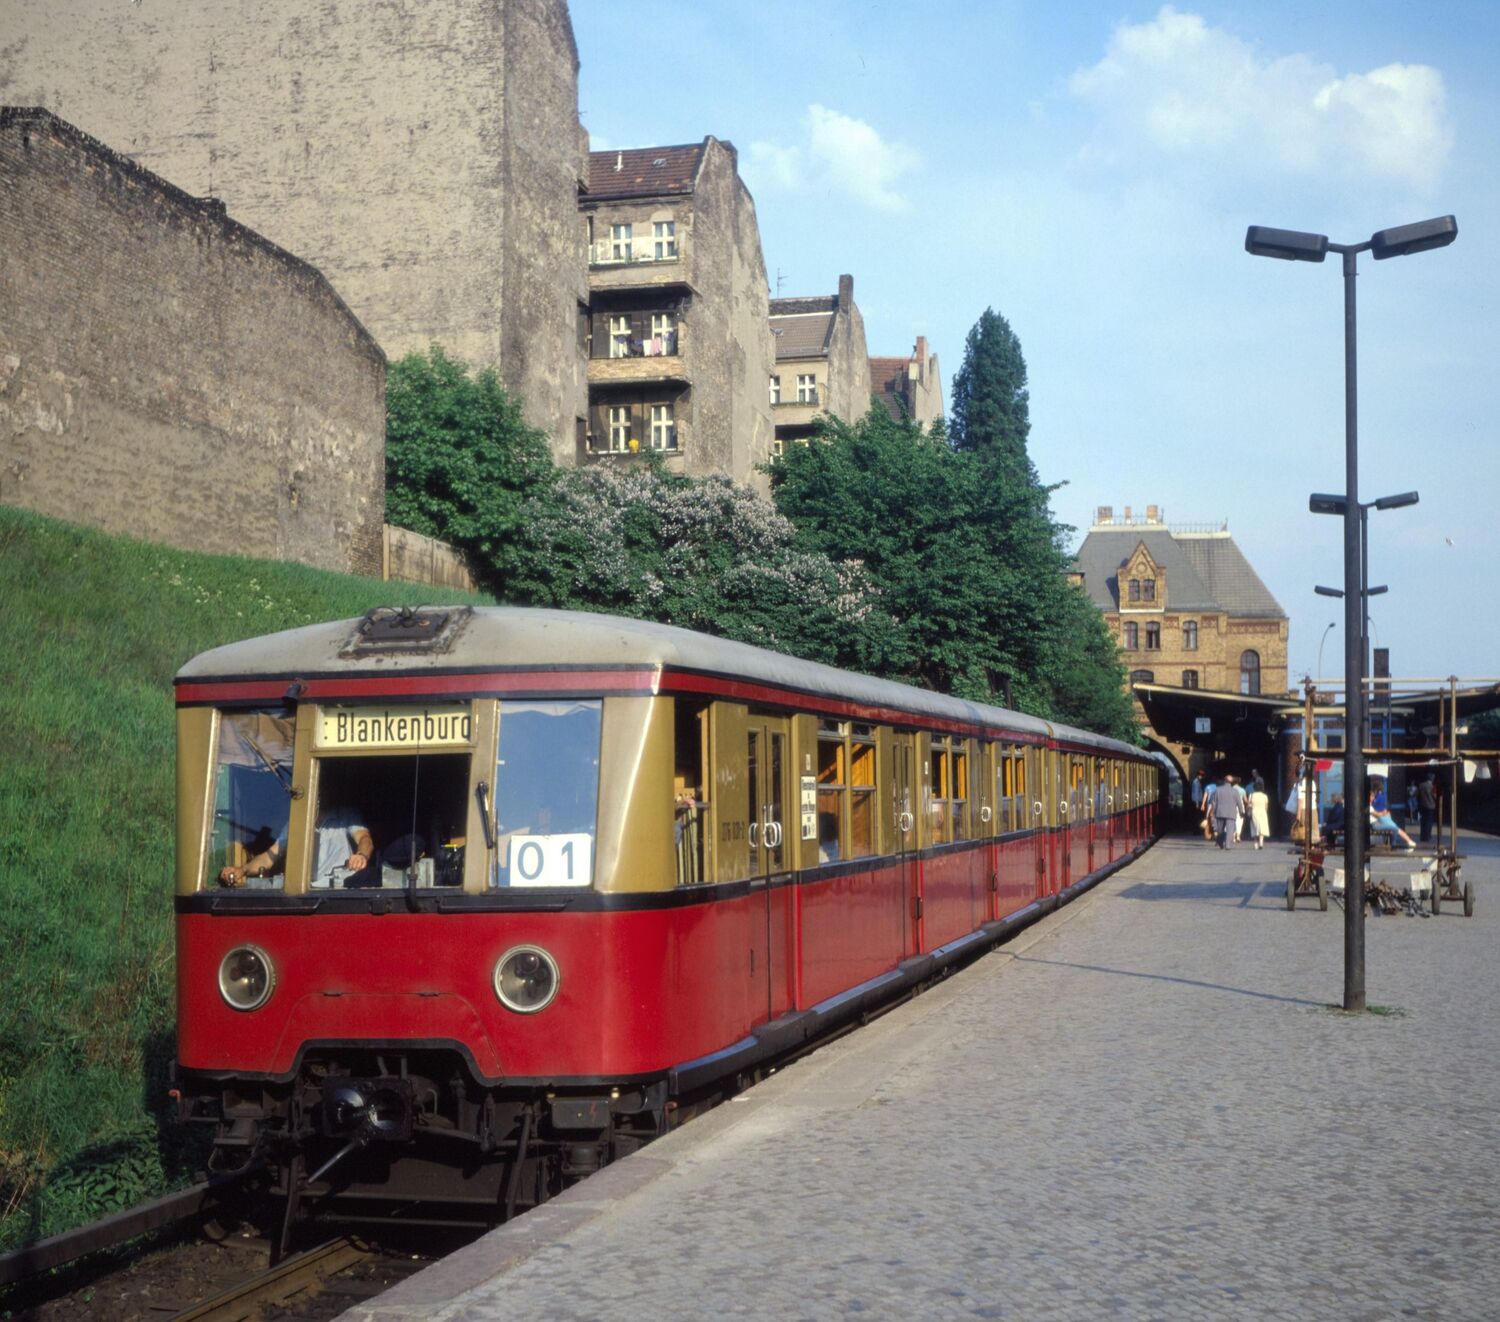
<box><xmin>769</xmin><ymin>310</ymin><xmax>835</xmax><ymax>359</ymax></box>
<box><xmin>1071</xmin><ymin>527</ymin><xmax>1285</xmax><ymax>618</ymax></box>
<box><xmin>869</xmin><ymin>356</ymin><xmax>909</xmax><ymax>393</ymax></box>
<box><xmin>586</xmin><ymin>143</ymin><xmax>707</xmax><ymax>199</ymax></box>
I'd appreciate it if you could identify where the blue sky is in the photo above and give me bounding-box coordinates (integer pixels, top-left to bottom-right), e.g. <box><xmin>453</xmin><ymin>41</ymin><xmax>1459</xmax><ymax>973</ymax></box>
<box><xmin>570</xmin><ymin>1</ymin><xmax>1498</xmax><ymax>684</ymax></box>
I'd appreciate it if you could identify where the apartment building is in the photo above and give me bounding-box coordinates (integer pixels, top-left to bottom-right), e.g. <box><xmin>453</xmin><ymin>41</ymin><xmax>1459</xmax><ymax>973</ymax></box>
<box><xmin>870</xmin><ymin>336</ymin><xmax>944</xmax><ymax>428</ymax></box>
<box><xmin>579</xmin><ymin>138</ymin><xmax>777</xmax><ymax>488</ymax></box>
<box><xmin>767</xmin><ymin>276</ymin><xmax>871</xmax><ymax>453</ymax></box>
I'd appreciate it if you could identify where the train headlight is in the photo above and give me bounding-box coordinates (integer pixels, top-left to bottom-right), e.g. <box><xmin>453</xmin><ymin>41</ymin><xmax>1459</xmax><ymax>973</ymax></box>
<box><xmin>218</xmin><ymin>945</ymin><xmax>275</xmax><ymax>1011</ymax></box>
<box><xmin>493</xmin><ymin>945</ymin><xmax>559</xmax><ymax>1014</ymax></box>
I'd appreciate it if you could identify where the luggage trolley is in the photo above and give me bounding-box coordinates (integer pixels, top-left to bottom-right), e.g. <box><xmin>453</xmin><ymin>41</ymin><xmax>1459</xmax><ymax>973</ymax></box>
<box><xmin>1287</xmin><ymin>677</ymin><xmax>1486</xmax><ymax>917</ymax></box>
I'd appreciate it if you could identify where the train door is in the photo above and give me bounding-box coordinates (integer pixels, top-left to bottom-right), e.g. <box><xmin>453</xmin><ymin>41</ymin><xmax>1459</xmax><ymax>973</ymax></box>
<box><xmin>1051</xmin><ymin>749</ymin><xmax>1071</xmax><ymax>894</ymax></box>
<box><xmin>891</xmin><ymin>731</ymin><xmax>920</xmax><ymax>956</ymax></box>
<box><xmin>747</xmin><ymin>716</ymin><xmax>793</xmax><ymax>1021</ymax></box>
<box><xmin>976</xmin><ymin>741</ymin><xmax>997</xmax><ymax>921</ymax></box>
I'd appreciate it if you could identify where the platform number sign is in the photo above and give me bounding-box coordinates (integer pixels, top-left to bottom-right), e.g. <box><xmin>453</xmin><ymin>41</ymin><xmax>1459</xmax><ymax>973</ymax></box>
<box><xmin>1194</xmin><ymin>717</ymin><xmax>1212</xmax><ymax>734</ymax></box>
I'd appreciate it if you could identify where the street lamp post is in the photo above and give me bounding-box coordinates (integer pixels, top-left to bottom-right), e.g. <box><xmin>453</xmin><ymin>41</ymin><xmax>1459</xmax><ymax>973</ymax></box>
<box><xmin>1317</xmin><ymin>621</ymin><xmax>1336</xmax><ymax>680</ymax></box>
<box><xmin>1246</xmin><ymin>216</ymin><xmax>1455</xmax><ymax>1013</ymax></box>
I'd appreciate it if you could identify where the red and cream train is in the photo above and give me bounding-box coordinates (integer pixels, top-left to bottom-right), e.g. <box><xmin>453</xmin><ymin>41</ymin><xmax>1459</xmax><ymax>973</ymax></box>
<box><xmin>172</xmin><ymin>606</ymin><xmax>1158</xmax><ymax>1226</ymax></box>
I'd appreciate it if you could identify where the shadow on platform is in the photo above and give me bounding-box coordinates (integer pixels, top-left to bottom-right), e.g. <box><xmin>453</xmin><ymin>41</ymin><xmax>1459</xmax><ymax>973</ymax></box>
<box><xmin>1014</xmin><ymin>954</ymin><xmax>1325</xmax><ymax>1007</ymax></box>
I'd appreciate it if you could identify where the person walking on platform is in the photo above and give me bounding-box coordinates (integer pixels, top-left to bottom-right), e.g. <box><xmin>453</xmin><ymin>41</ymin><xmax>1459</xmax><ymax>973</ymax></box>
<box><xmin>1248</xmin><ymin>778</ymin><xmax>1270</xmax><ymax>849</ymax></box>
<box><xmin>1418</xmin><ymin>772</ymin><xmax>1438</xmax><ymax>843</ymax></box>
<box><xmin>1212</xmin><ymin>775</ymin><xmax>1243</xmax><ymax>850</ymax></box>
<box><xmin>1200</xmin><ymin>775</ymin><xmax>1218</xmax><ymax>841</ymax></box>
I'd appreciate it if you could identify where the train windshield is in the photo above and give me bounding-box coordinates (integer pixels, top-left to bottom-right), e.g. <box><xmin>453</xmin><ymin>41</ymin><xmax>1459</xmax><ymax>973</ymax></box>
<box><xmin>210</xmin><ymin>710</ymin><xmax>295</xmax><ymax>889</ymax></box>
<box><xmin>493</xmin><ymin>699</ymin><xmax>601</xmax><ymax>888</ymax></box>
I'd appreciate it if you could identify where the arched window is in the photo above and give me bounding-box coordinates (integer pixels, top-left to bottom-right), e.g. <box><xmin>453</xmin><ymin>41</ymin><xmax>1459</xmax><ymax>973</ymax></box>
<box><xmin>1183</xmin><ymin>620</ymin><xmax>1198</xmax><ymax>651</ymax></box>
<box><xmin>1240</xmin><ymin>650</ymin><xmax>1261</xmax><ymax>696</ymax></box>
<box><xmin>1182</xmin><ymin>669</ymin><xmax>1199</xmax><ymax>689</ymax></box>
<box><xmin>1123</xmin><ymin>622</ymin><xmax>1139</xmax><ymax>649</ymax></box>
<box><xmin>1129</xmin><ymin>669</ymin><xmax>1154</xmax><ymax>685</ymax></box>
<box><xmin>1145</xmin><ymin>622</ymin><xmax>1161</xmax><ymax>650</ymax></box>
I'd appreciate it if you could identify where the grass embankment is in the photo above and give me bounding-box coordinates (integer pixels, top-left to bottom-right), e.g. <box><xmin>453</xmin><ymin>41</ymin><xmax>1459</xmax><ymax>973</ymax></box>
<box><xmin>0</xmin><ymin>507</ymin><xmax>488</xmax><ymax>1251</ymax></box>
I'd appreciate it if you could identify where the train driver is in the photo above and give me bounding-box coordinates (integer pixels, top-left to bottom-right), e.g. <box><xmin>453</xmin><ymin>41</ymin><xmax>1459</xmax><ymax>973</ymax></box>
<box><xmin>219</xmin><ymin>806</ymin><xmax>374</xmax><ymax>887</ymax></box>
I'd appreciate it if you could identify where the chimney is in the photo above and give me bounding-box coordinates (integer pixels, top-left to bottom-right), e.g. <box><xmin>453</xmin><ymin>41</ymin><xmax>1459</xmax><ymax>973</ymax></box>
<box><xmin>614</xmin><ymin>151</ymin><xmax>623</xmax><ymax>172</ymax></box>
<box><xmin>838</xmin><ymin>274</ymin><xmax>853</xmax><ymax>312</ymax></box>
<box><xmin>1097</xmin><ymin>505</ymin><xmax>1114</xmax><ymax>524</ymax></box>
<box><xmin>1124</xmin><ymin>505</ymin><xmax>1133</xmax><ymax>522</ymax></box>
<box><xmin>914</xmin><ymin>336</ymin><xmax>927</xmax><ymax>370</ymax></box>
<box><xmin>1146</xmin><ymin>504</ymin><xmax>1159</xmax><ymax>522</ymax></box>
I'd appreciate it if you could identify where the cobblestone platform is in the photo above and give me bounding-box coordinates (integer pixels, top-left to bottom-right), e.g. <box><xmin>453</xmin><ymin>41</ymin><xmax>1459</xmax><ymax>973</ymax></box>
<box><xmin>345</xmin><ymin>833</ymin><xmax>1500</xmax><ymax>1321</ymax></box>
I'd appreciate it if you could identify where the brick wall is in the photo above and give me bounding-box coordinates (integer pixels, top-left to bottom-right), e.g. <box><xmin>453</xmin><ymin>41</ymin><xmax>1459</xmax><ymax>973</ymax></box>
<box><xmin>0</xmin><ymin>109</ymin><xmax>385</xmax><ymax>574</ymax></box>
<box><xmin>0</xmin><ymin>0</ymin><xmax>588</xmax><ymax>460</ymax></box>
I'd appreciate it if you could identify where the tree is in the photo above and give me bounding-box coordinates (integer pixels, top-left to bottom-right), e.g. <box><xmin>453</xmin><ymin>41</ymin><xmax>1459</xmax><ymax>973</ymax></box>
<box><xmin>516</xmin><ymin>464</ymin><xmax>903</xmax><ymax>671</ymax></box>
<box><xmin>771</xmin><ymin>340</ymin><xmax>1136</xmax><ymax>742</ymax></box>
<box><xmin>384</xmin><ymin>345</ymin><xmax>556</xmax><ymax>592</ymax></box>
<box><xmin>949</xmin><ymin>307</ymin><xmax>1031</xmax><ymax>476</ymax></box>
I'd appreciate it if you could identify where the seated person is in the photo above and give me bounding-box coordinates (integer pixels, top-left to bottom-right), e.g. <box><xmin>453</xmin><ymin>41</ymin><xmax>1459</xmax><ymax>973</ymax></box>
<box><xmin>1368</xmin><ymin>784</ymin><xmax>1416</xmax><ymax>850</ymax></box>
<box><xmin>219</xmin><ymin>806</ymin><xmax>373</xmax><ymax>886</ymax></box>
<box><xmin>1322</xmin><ymin>794</ymin><xmax>1345</xmax><ymax>846</ymax></box>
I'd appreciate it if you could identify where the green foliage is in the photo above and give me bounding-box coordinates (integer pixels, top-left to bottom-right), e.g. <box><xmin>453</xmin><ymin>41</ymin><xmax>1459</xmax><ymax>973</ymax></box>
<box><xmin>0</xmin><ymin>507</ymin><xmax>485</xmax><ymax>1251</ymax></box>
<box><xmin>515</xmin><ymin>464</ymin><xmax>904</xmax><ymax>671</ymax></box>
<box><xmin>771</xmin><ymin>403</ymin><xmax>1136</xmax><ymax>742</ymax></box>
<box><xmin>385</xmin><ymin>345</ymin><xmax>557</xmax><ymax>590</ymax></box>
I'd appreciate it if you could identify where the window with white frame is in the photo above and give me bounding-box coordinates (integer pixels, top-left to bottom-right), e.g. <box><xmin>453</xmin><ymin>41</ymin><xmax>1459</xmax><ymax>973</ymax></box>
<box><xmin>610</xmin><ymin>223</ymin><xmax>633</xmax><ymax>262</ymax></box>
<box><xmin>653</xmin><ymin>220</ymin><xmax>676</xmax><ymax>259</ymax></box>
<box><xmin>650</xmin><ymin>312</ymin><xmax>676</xmax><ymax>355</ymax></box>
<box><xmin>769</xmin><ymin>374</ymin><xmax>781</xmax><ymax>405</ymax></box>
<box><xmin>772</xmin><ymin>435</ymin><xmax>786</xmax><ymax>458</ymax></box>
<box><xmin>609</xmin><ymin>315</ymin><xmax>632</xmax><ymax>359</ymax></box>
<box><xmin>796</xmin><ymin>373</ymin><xmax>817</xmax><ymax>403</ymax></box>
<box><xmin>650</xmin><ymin>403</ymin><xmax>677</xmax><ymax>451</ymax></box>
<box><xmin>607</xmin><ymin>405</ymin><xmax>631</xmax><ymax>453</ymax></box>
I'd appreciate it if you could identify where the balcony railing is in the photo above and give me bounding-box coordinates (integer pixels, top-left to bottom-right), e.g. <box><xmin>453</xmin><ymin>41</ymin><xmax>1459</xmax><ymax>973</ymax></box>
<box><xmin>776</xmin><ymin>388</ymin><xmax>820</xmax><ymax>407</ymax></box>
<box><xmin>590</xmin><ymin>240</ymin><xmax>681</xmax><ymax>268</ymax></box>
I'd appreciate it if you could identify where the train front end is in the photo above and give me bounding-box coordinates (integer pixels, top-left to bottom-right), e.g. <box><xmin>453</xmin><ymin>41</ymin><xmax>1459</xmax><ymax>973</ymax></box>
<box><xmin>171</xmin><ymin>606</ymin><xmax>684</xmax><ymax>1222</ymax></box>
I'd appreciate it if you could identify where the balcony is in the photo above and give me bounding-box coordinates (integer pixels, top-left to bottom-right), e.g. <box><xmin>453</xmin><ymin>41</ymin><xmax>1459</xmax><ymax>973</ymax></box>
<box><xmin>588</xmin><ymin>240</ymin><xmax>693</xmax><ymax>292</ymax></box>
<box><xmin>589</xmin><ymin>330</ymin><xmax>688</xmax><ymax>386</ymax></box>
<box><xmin>772</xmin><ymin>390</ymin><xmax>822</xmax><ymax>428</ymax></box>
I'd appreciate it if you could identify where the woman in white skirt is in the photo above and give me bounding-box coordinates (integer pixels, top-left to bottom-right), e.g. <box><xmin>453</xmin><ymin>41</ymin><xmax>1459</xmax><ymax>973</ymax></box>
<box><xmin>1248</xmin><ymin>778</ymin><xmax>1271</xmax><ymax>849</ymax></box>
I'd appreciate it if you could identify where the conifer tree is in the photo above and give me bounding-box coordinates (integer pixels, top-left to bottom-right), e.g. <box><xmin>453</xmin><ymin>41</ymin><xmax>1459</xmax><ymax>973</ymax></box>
<box><xmin>949</xmin><ymin>308</ymin><xmax>1031</xmax><ymax>475</ymax></box>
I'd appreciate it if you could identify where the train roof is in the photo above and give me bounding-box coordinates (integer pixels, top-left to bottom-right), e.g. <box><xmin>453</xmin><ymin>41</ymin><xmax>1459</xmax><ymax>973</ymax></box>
<box><xmin>177</xmin><ymin>606</ymin><xmax>1141</xmax><ymax>756</ymax></box>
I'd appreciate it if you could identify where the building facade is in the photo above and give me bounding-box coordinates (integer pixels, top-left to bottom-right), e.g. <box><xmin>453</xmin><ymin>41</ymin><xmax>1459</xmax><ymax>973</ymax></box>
<box><xmin>768</xmin><ymin>276</ymin><xmax>871</xmax><ymax>453</ymax></box>
<box><xmin>578</xmin><ymin>139</ymin><xmax>777</xmax><ymax>489</ymax></box>
<box><xmin>1072</xmin><ymin>504</ymin><xmax>1289</xmax><ymax>701</ymax></box>
<box><xmin>870</xmin><ymin>337</ymin><xmax>944</xmax><ymax>428</ymax></box>
<box><xmin>0</xmin><ymin>109</ymin><xmax>386</xmax><ymax>575</ymax></box>
<box><xmin>0</xmin><ymin>0</ymin><xmax>589</xmax><ymax>460</ymax></box>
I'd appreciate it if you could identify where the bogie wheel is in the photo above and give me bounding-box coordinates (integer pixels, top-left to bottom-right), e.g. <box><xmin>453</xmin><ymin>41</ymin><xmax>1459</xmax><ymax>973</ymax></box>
<box><xmin>1317</xmin><ymin>873</ymin><xmax>1328</xmax><ymax>912</ymax></box>
<box><xmin>1464</xmin><ymin>881</ymin><xmax>1475</xmax><ymax>918</ymax></box>
<box><xmin>1286</xmin><ymin>874</ymin><xmax>1296</xmax><ymax>911</ymax></box>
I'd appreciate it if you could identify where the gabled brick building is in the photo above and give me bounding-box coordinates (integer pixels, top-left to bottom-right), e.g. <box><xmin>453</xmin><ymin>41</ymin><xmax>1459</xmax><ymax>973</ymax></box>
<box><xmin>1071</xmin><ymin>505</ymin><xmax>1289</xmax><ymax>702</ymax></box>
<box><xmin>578</xmin><ymin>138</ymin><xmax>776</xmax><ymax>489</ymax></box>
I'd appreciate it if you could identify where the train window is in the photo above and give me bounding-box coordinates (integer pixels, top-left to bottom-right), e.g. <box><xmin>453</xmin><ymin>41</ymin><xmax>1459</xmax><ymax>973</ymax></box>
<box><xmin>315</xmin><ymin>751</ymin><xmax>471</xmax><ymax>889</ymax></box>
<box><xmin>675</xmin><ymin>698</ymin><xmax>709</xmax><ymax>885</ymax></box>
<box><xmin>952</xmin><ymin>744</ymin><xmax>969</xmax><ymax>840</ymax></box>
<box><xmin>817</xmin><ymin>721</ymin><xmax>847</xmax><ymax>863</ymax></box>
<box><xmin>929</xmin><ymin>738</ymin><xmax>951</xmax><ymax>845</ymax></box>
<box><xmin>209</xmin><ymin>710</ymin><xmax>294</xmax><ymax>889</ymax></box>
<box><xmin>492</xmin><ymin>699</ymin><xmax>601</xmax><ymax>888</ymax></box>
<box><xmin>850</xmin><ymin>726</ymin><xmax>876</xmax><ymax>858</ymax></box>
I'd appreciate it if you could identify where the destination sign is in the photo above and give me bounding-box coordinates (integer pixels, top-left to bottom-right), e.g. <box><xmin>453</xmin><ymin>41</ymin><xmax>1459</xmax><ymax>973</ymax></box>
<box><xmin>316</xmin><ymin>703</ymin><xmax>474</xmax><ymax>751</ymax></box>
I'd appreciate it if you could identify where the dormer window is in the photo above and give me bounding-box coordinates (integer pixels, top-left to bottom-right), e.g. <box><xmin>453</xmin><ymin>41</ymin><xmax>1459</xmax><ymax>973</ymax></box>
<box><xmin>1142</xmin><ymin>579</ymin><xmax>1156</xmax><ymax>602</ymax></box>
<box><xmin>1128</xmin><ymin>579</ymin><xmax>1141</xmax><ymax>602</ymax></box>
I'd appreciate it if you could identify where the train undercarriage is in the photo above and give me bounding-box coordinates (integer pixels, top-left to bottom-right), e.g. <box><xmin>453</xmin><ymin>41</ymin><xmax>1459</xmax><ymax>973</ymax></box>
<box><xmin>176</xmin><ymin>1048</ymin><xmax>667</xmax><ymax>1246</ymax></box>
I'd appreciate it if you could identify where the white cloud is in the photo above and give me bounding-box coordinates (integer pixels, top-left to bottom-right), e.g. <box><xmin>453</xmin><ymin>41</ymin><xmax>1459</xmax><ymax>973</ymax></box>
<box><xmin>1068</xmin><ymin>6</ymin><xmax>1451</xmax><ymax>190</ymax></box>
<box><xmin>748</xmin><ymin>104</ymin><xmax>919</xmax><ymax>212</ymax></box>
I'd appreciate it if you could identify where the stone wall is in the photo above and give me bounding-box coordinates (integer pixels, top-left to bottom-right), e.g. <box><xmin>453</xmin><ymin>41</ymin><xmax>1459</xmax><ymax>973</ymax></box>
<box><xmin>0</xmin><ymin>109</ymin><xmax>385</xmax><ymax>574</ymax></box>
<box><xmin>0</xmin><ymin>0</ymin><xmax>588</xmax><ymax>460</ymax></box>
